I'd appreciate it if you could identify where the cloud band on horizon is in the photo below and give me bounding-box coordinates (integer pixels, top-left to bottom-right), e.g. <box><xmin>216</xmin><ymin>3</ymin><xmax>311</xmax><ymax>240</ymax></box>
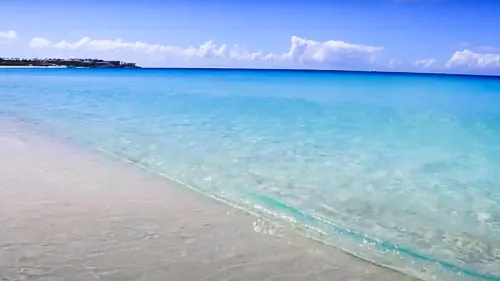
<box><xmin>0</xmin><ymin>31</ymin><xmax>495</xmax><ymax>74</ymax></box>
<box><xmin>28</xmin><ymin>35</ymin><xmax>383</xmax><ymax>69</ymax></box>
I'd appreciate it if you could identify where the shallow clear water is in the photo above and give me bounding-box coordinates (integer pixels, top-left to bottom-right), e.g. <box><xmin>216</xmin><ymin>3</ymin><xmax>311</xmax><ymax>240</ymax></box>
<box><xmin>1</xmin><ymin>68</ymin><xmax>500</xmax><ymax>280</ymax></box>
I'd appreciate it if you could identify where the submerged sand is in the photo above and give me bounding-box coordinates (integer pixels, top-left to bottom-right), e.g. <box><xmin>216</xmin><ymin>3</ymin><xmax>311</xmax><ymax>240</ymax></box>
<box><xmin>0</xmin><ymin>118</ymin><xmax>414</xmax><ymax>281</ymax></box>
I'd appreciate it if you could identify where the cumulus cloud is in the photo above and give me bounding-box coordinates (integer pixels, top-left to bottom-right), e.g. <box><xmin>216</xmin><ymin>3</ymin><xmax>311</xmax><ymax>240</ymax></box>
<box><xmin>446</xmin><ymin>49</ymin><xmax>500</xmax><ymax>69</ymax></box>
<box><xmin>29</xmin><ymin>37</ymin><xmax>52</xmax><ymax>48</ymax></box>
<box><xmin>28</xmin><ymin>35</ymin><xmax>383</xmax><ymax>68</ymax></box>
<box><xmin>0</xmin><ymin>30</ymin><xmax>18</xmax><ymax>41</ymax></box>
<box><xmin>25</xmin><ymin>34</ymin><xmax>500</xmax><ymax>74</ymax></box>
<box><xmin>30</xmin><ymin>36</ymin><xmax>284</xmax><ymax>61</ymax></box>
<box><xmin>284</xmin><ymin>36</ymin><xmax>382</xmax><ymax>66</ymax></box>
<box><xmin>414</xmin><ymin>58</ymin><xmax>437</xmax><ymax>68</ymax></box>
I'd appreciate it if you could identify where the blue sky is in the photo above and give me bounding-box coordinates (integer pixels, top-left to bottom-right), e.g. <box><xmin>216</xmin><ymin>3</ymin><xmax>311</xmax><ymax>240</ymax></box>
<box><xmin>1</xmin><ymin>0</ymin><xmax>500</xmax><ymax>74</ymax></box>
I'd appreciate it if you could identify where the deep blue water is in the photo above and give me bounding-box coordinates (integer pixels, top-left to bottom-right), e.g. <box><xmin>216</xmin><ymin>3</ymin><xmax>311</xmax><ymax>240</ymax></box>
<box><xmin>1</xmin><ymin>68</ymin><xmax>500</xmax><ymax>280</ymax></box>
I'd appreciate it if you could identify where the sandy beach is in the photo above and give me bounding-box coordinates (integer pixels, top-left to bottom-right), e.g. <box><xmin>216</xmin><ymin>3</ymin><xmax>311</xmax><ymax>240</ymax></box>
<box><xmin>0</xmin><ymin>118</ymin><xmax>414</xmax><ymax>281</ymax></box>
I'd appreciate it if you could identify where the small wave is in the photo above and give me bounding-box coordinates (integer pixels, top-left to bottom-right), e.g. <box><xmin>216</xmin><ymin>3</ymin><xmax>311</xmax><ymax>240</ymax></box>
<box><xmin>92</xmin><ymin>146</ymin><xmax>498</xmax><ymax>281</ymax></box>
<box><xmin>245</xmin><ymin>192</ymin><xmax>500</xmax><ymax>281</ymax></box>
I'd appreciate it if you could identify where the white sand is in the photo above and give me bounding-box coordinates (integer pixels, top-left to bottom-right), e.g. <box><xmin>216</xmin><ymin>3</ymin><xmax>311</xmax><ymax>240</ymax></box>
<box><xmin>0</xmin><ymin>118</ymin><xmax>415</xmax><ymax>281</ymax></box>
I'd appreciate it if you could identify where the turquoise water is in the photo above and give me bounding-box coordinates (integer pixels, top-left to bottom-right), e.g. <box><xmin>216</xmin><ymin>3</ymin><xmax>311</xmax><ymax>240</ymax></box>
<box><xmin>1</xmin><ymin>68</ymin><xmax>500</xmax><ymax>280</ymax></box>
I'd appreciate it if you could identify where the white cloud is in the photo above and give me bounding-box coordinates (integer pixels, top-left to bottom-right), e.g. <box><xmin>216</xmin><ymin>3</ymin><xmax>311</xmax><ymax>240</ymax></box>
<box><xmin>414</xmin><ymin>58</ymin><xmax>437</xmax><ymax>68</ymax></box>
<box><xmin>22</xmin><ymin>35</ymin><xmax>500</xmax><ymax>74</ymax></box>
<box><xmin>447</xmin><ymin>49</ymin><xmax>500</xmax><ymax>69</ymax></box>
<box><xmin>29</xmin><ymin>37</ymin><xmax>52</xmax><ymax>48</ymax></box>
<box><xmin>28</xmin><ymin>35</ymin><xmax>383</xmax><ymax>69</ymax></box>
<box><xmin>30</xmin><ymin>36</ymin><xmax>283</xmax><ymax>61</ymax></box>
<box><xmin>0</xmin><ymin>30</ymin><xmax>18</xmax><ymax>41</ymax></box>
<box><xmin>284</xmin><ymin>36</ymin><xmax>382</xmax><ymax>66</ymax></box>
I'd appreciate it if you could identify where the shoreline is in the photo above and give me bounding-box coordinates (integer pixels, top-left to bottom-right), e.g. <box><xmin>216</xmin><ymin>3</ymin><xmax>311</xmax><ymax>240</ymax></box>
<box><xmin>0</xmin><ymin>117</ymin><xmax>415</xmax><ymax>281</ymax></box>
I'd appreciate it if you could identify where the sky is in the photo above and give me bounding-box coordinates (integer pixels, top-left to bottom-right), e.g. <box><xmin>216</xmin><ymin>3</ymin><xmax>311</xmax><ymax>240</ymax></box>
<box><xmin>1</xmin><ymin>0</ymin><xmax>500</xmax><ymax>74</ymax></box>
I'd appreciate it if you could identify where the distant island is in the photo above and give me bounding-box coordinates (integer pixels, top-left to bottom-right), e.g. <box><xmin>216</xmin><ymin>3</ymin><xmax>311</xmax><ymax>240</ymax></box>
<box><xmin>0</xmin><ymin>57</ymin><xmax>140</xmax><ymax>68</ymax></box>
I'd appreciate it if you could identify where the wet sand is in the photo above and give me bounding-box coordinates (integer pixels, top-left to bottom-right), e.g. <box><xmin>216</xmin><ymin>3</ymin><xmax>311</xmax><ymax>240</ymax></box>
<box><xmin>0</xmin><ymin>118</ymin><xmax>414</xmax><ymax>281</ymax></box>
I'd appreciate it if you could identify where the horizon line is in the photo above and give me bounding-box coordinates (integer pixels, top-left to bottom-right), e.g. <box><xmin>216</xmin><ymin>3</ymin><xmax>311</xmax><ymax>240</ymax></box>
<box><xmin>137</xmin><ymin>67</ymin><xmax>500</xmax><ymax>79</ymax></box>
<box><xmin>2</xmin><ymin>65</ymin><xmax>499</xmax><ymax>79</ymax></box>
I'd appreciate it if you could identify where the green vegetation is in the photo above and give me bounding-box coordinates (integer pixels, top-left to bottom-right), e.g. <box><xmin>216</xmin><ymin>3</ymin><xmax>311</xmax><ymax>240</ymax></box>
<box><xmin>0</xmin><ymin>57</ymin><xmax>139</xmax><ymax>68</ymax></box>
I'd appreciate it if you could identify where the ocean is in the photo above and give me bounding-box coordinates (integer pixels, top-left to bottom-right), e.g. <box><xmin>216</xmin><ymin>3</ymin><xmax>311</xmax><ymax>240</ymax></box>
<box><xmin>1</xmin><ymin>68</ymin><xmax>499</xmax><ymax>280</ymax></box>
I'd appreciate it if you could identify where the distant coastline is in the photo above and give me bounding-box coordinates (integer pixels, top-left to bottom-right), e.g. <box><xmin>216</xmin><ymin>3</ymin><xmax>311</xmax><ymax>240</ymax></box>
<box><xmin>0</xmin><ymin>58</ymin><xmax>140</xmax><ymax>68</ymax></box>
